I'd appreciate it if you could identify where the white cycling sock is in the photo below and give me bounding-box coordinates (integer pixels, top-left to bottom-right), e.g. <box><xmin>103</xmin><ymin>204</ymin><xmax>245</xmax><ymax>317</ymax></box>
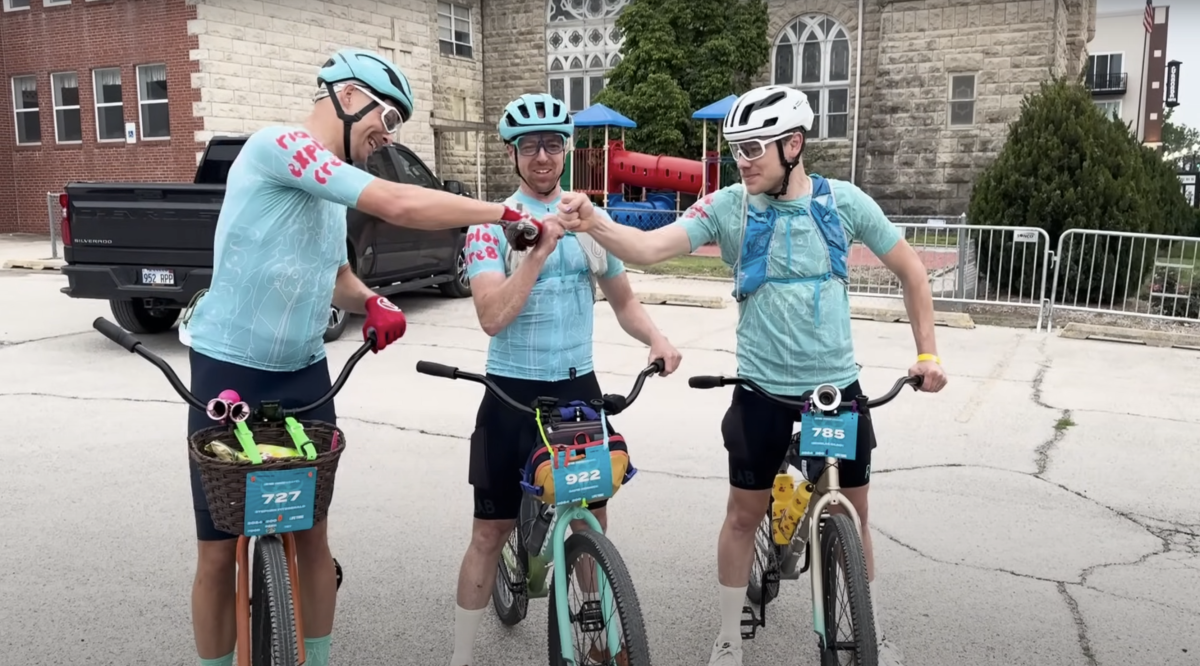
<box><xmin>716</xmin><ymin>584</ymin><xmax>748</xmax><ymax>645</ymax></box>
<box><xmin>448</xmin><ymin>605</ymin><xmax>486</xmax><ymax>666</ymax></box>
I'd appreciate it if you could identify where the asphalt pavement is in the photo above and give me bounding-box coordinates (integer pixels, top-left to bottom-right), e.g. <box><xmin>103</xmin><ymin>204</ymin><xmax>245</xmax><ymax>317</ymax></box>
<box><xmin>1</xmin><ymin>243</ymin><xmax>1198</xmax><ymax>666</ymax></box>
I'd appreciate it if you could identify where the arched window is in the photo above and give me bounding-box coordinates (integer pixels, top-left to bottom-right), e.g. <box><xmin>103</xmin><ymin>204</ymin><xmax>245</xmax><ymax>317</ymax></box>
<box><xmin>772</xmin><ymin>15</ymin><xmax>851</xmax><ymax>140</ymax></box>
<box><xmin>545</xmin><ymin>0</ymin><xmax>629</xmax><ymax>112</ymax></box>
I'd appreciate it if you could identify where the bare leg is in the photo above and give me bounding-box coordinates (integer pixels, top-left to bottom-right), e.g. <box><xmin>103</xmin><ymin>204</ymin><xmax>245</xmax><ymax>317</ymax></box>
<box><xmin>837</xmin><ymin>485</ymin><xmax>873</xmax><ymax>581</ymax></box>
<box><xmin>292</xmin><ymin>519</ymin><xmax>338</xmax><ymax>637</ymax></box>
<box><xmin>449</xmin><ymin>518</ymin><xmax>517</xmax><ymax>666</ymax></box>
<box><xmin>192</xmin><ymin>539</ymin><xmax>238</xmax><ymax>659</ymax></box>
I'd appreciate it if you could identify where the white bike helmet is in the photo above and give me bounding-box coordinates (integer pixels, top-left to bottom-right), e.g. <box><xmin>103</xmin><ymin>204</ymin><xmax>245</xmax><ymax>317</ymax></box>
<box><xmin>723</xmin><ymin>85</ymin><xmax>814</xmax><ymax>142</ymax></box>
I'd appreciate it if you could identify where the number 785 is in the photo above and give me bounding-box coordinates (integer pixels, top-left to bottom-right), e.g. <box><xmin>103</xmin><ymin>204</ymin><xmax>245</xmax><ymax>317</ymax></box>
<box><xmin>811</xmin><ymin>427</ymin><xmax>845</xmax><ymax>439</ymax></box>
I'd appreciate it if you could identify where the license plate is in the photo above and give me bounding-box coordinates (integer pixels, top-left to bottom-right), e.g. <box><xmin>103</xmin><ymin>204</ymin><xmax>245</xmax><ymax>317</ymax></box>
<box><xmin>141</xmin><ymin>268</ymin><xmax>175</xmax><ymax>286</ymax></box>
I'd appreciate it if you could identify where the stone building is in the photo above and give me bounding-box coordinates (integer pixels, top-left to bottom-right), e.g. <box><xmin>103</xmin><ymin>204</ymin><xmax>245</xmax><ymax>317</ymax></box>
<box><xmin>2</xmin><ymin>0</ymin><xmax>1097</xmax><ymax>234</ymax></box>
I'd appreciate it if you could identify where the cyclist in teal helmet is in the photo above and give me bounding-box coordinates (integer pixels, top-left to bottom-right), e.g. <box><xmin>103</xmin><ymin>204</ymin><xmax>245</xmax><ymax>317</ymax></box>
<box><xmin>445</xmin><ymin>92</ymin><xmax>682</xmax><ymax>666</ymax></box>
<box><xmin>180</xmin><ymin>49</ymin><xmax>544</xmax><ymax>666</ymax></box>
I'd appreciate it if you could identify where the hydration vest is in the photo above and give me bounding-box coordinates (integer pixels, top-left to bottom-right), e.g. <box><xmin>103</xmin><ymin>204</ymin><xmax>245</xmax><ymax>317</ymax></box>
<box><xmin>731</xmin><ymin>174</ymin><xmax>849</xmax><ymax>326</ymax></box>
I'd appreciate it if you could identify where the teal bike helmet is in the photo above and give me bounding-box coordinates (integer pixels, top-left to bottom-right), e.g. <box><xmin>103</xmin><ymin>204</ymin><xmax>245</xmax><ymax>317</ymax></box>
<box><xmin>498</xmin><ymin>93</ymin><xmax>574</xmax><ymax>143</ymax></box>
<box><xmin>317</xmin><ymin>47</ymin><xmax>416</xmax><ymax>163</ymax></box>
<box><xmin>499</xmin><ymin>93</ymin><xmax>574</xmax><ymax>195</ymax></box>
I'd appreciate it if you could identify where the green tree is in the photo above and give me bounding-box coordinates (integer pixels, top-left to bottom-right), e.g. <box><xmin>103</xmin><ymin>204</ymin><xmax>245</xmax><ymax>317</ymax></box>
<box><xmin>1161</xmin><ymin>107</ymin><xmax>1200</xmax><ymax>157</ymax></box>
<box><xmin>968</xmin><ymin>77</ymin><xmax>1192</xmax><ymax>306</ymax></box>
<box><xmin>592</xmin><ymin>0</ymin><xmax>770</xmax><ymax>158</ymax></box>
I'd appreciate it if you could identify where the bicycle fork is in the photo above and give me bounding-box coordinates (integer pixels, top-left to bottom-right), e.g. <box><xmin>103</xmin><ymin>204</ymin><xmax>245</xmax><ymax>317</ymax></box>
<box><xmin>805</xmin><ymin>488</ymin><xmax>864</xmax><ymax>650</ymax></box>
<box><xmin>550</xmin><ymin>506</ymin><xmax>621</xmax><ymax>665</ymax></box>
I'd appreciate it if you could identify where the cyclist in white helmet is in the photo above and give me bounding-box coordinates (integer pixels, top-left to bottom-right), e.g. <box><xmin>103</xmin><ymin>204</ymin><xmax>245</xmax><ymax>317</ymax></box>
<box><xmin>446</xmin><ymin>92</ymin><xmax>682</xmax><ymax>666</ymax></box>
<box><xmin>181</xmin><ymin>48</ymin><xmax>543</xmax><ymax>666</ymax></box>
<box><xmin>554</xmin><ymin>84</ymin><xmax>948</xmax><ymax>666</ymax></box>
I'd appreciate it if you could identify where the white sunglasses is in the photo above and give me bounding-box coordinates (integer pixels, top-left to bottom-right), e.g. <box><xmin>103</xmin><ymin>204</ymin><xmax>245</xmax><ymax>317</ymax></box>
<box><xmin>728</xmin><ymin>131</ymin><xmax>801</xmax><ymax>162</ymax></box>
<box><xmin>342</xmin><ymin>84</ymin><xmax>404</xmax><ymax>134</ymax></box>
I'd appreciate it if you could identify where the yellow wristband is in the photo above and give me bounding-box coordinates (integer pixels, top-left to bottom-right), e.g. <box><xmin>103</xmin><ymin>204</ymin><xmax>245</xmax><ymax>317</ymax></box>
<box><xmin>917</xmin><ymin>353</ymin><xmax>941</xmax><ymax>364</ymax></box>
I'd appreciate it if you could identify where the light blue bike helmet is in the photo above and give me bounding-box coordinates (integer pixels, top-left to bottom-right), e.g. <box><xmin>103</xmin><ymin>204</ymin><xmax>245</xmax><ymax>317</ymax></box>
<box><xmin>498</xmin><ymin>93</ymin><xmax>574</xmax><ymax>143</ymax></box>
<box><xmin>318</xmin><ymin>47</ymin><xmax>415</xmax><ymax>164</ymax></box>
<box><xmin>318</xmin><ymin>47</ymin><xmax>415</xmax><ymax>121</ymax></box>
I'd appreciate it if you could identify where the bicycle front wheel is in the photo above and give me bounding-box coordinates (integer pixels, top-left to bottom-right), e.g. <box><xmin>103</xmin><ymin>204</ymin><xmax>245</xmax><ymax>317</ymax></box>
<box><xmin>547</xmin><ymin>529</ymin><xmax>650</xmax><ymax>666</ymax></box>
<box><xmin>251</xmin><ymin>535</ymin><xmax>300</xmax><ymax>666</ymax></box>
<box><xmin>818</xmin><ymin>513</ymin><xmax>876</xmax><ymax>666</ymax></box>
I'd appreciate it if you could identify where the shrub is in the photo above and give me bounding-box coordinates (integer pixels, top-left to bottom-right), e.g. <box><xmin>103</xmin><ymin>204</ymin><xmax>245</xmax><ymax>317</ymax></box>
<box><xmin>967</xmin><ymin>77</ymin><xmax>1192</xmax><ymax>306</ymax></box>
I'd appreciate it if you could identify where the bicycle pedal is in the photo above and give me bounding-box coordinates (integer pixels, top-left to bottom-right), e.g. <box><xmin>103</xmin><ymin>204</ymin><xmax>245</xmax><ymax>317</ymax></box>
<box><xmin>740</xmin><ymin>604</ymin><xmax>762</xmax><ymax>640</ymax></box>
<box><xmin>574</xmin><ymin>599</ymin><xmax>605</xmax><ymax>633</ymax></box>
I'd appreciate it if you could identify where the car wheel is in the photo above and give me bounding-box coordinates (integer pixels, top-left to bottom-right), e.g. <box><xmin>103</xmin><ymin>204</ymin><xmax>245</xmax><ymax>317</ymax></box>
<box><xmin>323</xmin><ymin>304</ymin><xmax>348</xmax><ymax>342</ymax></box>
<box><xmin>110</xmin><ymin>299</ymin><xmax>181</xmax><ymax>334</ymax></box>
<box><xmin>438</xmin><ymin>245</ymin><xmax>472</xmax><ymax>298</ymax></box>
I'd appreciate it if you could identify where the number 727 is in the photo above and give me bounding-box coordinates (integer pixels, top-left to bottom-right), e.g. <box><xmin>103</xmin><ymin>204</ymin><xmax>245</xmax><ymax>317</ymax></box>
<box><xmin>263</xmin><ymin>491</ymin><xmax>302</xmax><ymax>504</ymax></box>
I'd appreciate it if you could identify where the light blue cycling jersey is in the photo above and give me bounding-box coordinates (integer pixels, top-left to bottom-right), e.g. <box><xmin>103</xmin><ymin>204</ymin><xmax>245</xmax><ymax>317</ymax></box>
<box><xmin>186</xmin><ymin>125</ymin><xmax>375</xmax><ymax>372</ymax></box>
<box><xmin>465</xmin><ymin>189</ymin><xmax>624</xmax><ymax>382</ymax></box>
<box><xmin>675</xmin><ymin>180</ymin><xmax>901</xmax><ymax>396</ymax></box>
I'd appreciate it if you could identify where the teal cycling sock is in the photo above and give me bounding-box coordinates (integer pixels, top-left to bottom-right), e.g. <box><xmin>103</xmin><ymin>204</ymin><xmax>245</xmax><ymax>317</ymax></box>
<box><xmin>198</xmin><ymin>651</ymin><xmax>234</xmax><ymax>666</ymax></box>
<box><xmin>304</xmin><ymin>634</ymin><xmax>332</xmax><ymax>666</ymax></box>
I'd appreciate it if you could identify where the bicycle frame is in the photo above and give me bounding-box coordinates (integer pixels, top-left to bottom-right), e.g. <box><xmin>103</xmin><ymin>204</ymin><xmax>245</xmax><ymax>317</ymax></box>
<box><xmin>415</xmin><ymin>358</ymin><xmax>664</xmax><ymax>665</ymax></box>
<box><xmin>93</xmin><ymin>316</ymin><xmax>377</xmax><ymax>666</ymax></box>
<box><xmin>688</xmin><ymin>372</ymin><xmax>922</xmax><ymax>647</ymax></box>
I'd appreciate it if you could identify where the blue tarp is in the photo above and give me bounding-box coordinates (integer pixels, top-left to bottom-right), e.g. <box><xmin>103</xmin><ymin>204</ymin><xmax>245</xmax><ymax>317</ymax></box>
<box><xmin>573</xmin><ymin>103</ymin><xmax>637</xmax><ymax>128</ymax></box>
<box><xmin>692</xmin><ymin>94</ymin><xmax>737</xmax><ymax>120</ymax></box>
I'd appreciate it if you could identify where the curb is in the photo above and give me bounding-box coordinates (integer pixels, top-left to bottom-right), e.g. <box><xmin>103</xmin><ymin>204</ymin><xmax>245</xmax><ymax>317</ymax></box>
<box><xmin>1057</xmin><ymin>322</ymin><xmax>1200</xmax><ymax>349</ymax></box>
<box><xmin>849</xmin><ymin>306</ymin><xmax>976</xmax><ymax>329</ymax></box>
<box><xmin>597</xmin><ymin>291</ymin><xmax>727</xmax><ymax>309</ymax></box>
<box><xmin>2</xmin><ymin>258</ymin><xmax>63</xmax><ymax>271</ymax></box>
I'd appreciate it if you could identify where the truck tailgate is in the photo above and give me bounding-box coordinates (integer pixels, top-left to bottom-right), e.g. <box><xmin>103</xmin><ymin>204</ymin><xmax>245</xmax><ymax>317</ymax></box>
<box><xmin>60</xmin><ymin>183</ymin><xmax>224</xmax><ymax>301</ymax></box>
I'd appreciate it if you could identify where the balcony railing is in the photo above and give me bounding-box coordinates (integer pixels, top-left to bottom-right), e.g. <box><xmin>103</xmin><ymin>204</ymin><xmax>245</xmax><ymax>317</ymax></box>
<box><xmin>1086</xmin><ymin>72</ymin><xmax>1128</xmax><ymax>94</ymax></box>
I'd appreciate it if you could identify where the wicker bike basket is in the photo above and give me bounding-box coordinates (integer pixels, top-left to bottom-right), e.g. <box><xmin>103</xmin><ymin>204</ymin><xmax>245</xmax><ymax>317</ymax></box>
<box><xmin>187</xmin><ymin>420</ymin><xmax>347</xmax><ymax>536</ymax></box>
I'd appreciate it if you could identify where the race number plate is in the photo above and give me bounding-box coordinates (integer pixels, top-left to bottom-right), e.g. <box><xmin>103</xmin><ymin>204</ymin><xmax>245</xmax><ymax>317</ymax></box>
<box><xmin>551</xmin><ymin>442</ymin><xmax>614</xmax><ymax>506</ymax></box>
<box><xmin>141</xmin><ymin>268</ymin><xmax>175</xmax><ymax>286</ymax></box>
<box><xmin>244</xmin><ymin>468</ymin><xmax>317</xmax><ymax>536</ymax></box>
<box><xmin>799</xmin><ymin>410</ymin><xmax>859</xmax><ymax>460</ymax></box>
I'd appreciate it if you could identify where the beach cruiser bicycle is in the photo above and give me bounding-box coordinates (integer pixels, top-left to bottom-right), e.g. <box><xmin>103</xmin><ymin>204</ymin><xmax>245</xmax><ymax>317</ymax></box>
<box><xmin>688</xmin><ymin>372</ymin><xmax>923</xmax><ymax>666</ymax></box>
<box><xmin>93</xmin><ymin>317</ymin><xmax>376</xmax><ymax>666</ymax></box>
<box><xmin>416</xmin><ymin>358</ymin><xmax>665</xmax><ymax>666</ymax></box>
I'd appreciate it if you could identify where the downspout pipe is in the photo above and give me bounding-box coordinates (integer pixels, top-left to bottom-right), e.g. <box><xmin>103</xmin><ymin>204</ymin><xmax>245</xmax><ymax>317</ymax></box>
<box><xmin>850</xmin><ymin>0</ymin><xmax>864</xmax><ymax>184</ymax></box>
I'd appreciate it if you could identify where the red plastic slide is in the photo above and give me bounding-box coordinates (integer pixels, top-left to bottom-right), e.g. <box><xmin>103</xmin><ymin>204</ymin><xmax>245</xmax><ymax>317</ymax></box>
<box><xmin>606</xmin><ymin>140</ymin><xmax>714</xmax><ymax>195</ymax></box>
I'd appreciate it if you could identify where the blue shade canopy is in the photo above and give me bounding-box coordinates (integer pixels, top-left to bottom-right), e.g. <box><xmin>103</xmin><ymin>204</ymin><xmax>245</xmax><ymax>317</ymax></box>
<box><xmin>573</xmin><ymin>103</ymin><xmax>637</xmax><ymax>128</ymax></box>
<box><xmin>692</xmin><ymin>94</ymin><xmax>738</xmax><ymax>120</ymax></box>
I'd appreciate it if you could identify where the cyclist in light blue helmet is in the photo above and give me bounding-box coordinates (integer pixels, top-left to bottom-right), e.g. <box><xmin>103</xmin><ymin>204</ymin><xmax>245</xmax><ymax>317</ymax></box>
<box><xmin>444</xmin><ymin>92</ymin><xmax>683</xmax><ymax>666</ymax></box>
<box><xmin>180</xmin><ymin>49</ymin><xmax>544</xmax><ymax>666</ymax></box>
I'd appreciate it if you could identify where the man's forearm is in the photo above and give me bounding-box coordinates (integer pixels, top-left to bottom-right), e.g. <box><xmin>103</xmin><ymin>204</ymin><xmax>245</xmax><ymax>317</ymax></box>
<box><xmin>901</xmin><ymin>276</ymin><xmax>938</xmax><ymax>356</ymax></box>
<box><xmin>612</xmin><ymin>299</ymin><xmax>665</xmax><ymax>347</ymax></box>
<box><xmin>475</xmin><ymin>253</ymin><xmax>547</xmax><ymax>336</ymax></box>
<box><xmin>588</xmin><ymin>216</ymin><xmax>680</xmax><ymax>265</ymax></box>
<box><xmin>333</xmin><ymin>265</ymin><xmax>375</xmax><ymax>314</ymax></box>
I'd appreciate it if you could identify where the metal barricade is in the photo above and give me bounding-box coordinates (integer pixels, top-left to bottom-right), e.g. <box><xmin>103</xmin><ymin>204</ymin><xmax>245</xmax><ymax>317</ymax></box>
<box><xmin>848</xmin><ymin>223</ymin><xmax>1054</xmax><ymax>330</ymax></box>
<box><xmin>1047</xmin><ymin>229</ymin><xmax>1200</xmax><ymax>329</ymax></box>
<box><xmin>46</xmin><ymin>192</ymin><xmax>63</xmax><ymax>259</ymax></box>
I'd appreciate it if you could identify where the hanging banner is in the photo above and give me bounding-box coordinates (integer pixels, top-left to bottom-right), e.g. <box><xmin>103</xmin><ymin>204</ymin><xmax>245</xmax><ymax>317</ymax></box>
<box><xmin>1165</xmin><ymin>60</ymin><xmax>1181</xmax><ymax>108</ymax></box>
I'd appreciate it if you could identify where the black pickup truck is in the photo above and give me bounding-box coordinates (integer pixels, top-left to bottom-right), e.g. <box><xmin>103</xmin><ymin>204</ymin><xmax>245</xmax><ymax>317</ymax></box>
<box><xmin>59</xmin><ymin>135</ymin><xmax>473</xmax><ymax>342</ymax></box>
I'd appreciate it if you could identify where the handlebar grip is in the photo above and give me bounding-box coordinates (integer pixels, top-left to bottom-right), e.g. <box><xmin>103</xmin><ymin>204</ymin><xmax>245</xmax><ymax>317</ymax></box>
<box><xmin>909</xmin><ymin>375</ymin><xmax>924</xmax><ymax>389</ymax></box>
<box><xmin>93</xmin><ymin>317</ymin><xmax>141</xmax><ymax>353</ymax></box>
<box><xmin>647</xmin><ymin>358</ymin><xmax>666</xmax><ymax>374</ymax></box>
<box><xmin>415</xmin><ymin>360</ymin><xmax>459</xmax><ymax>379</ymax></box>
<box><xmin>687</xmin><ymin>375</ymin><xmax>725</xmax><ymax>389</ymax></box>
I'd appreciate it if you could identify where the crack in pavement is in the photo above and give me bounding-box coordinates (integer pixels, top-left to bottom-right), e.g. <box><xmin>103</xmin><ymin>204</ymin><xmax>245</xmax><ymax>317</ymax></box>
<box><xmin>1058</xmin><ymin>583</ymin><xmax>1100</xmax><ymax>666</ymax></box>
<box><xmin>0</xmin><ymin>329</ymin><xmax>90</xmax><ymax>348</ymax></box>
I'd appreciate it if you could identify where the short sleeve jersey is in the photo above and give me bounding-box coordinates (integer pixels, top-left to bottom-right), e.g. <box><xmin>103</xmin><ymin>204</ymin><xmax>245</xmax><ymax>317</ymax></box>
<box><xmin>186</xmin><ymin>126</ymin><xmax>375</xmax><ymax>372</ymax></box>
<box><xmin>675</xmin><ymin>180</ymin><xmax>902</xmax><ymax>396</ymax></box>
<box><xmin>464</xmin><ymin>189</ymin><xmax>625</xmax><ymax>382</ymax></box>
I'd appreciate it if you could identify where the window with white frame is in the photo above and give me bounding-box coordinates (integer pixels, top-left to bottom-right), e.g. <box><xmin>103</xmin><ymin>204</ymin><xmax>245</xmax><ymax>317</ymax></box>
<box><xmin>51</xmin><ymin>72</ymin><xmax>82</xmax><ymax>143</ymax></box>
<box><xmin>93</xmin><ymin>68</ymin><xmax>124</xmax><ymax>142</ymax></box>
<box><xmin>949</xmin><ymin>74</ymin><xmax>976</xmax><ymax>127</ymax></box>
<box><xmin>1086</xmin><ymin>53</ymin><xmax>1125</xmax><ymax>91</ymax></box>
<box><xmin>438</xmin><ymin>2</ymin><xmax>473</xmax><ymax>59</ymax></box>
<box><xmin>136</xmin><ymin>63</ymin><xmax>170</xmax><ymax>139</ymax></box>
<box><xmin>3</xmin><ymin>0</ymin><xmax>31</xmax><ymax>11</ymax></box>
<box><xmin>772</xmin><ymin>15</ymin><xmax>851</xmax><ymax>140</ymax></box>
<box><xmin>545</xmin><ymin>0</ymin><xmax>629</xmax><ymax>113</ymax></box>
<box><xmin>44</xmin><ymin>0</ymin><xmax>71</xmax><ymax>7</ymax></box>
<box><xmin>1095</xmin><ymin>100</ymin><xmax>1122</xmax><ymax>120</ymax></box>
<box><xmin>12</xmin><ymin>75</ymin><xmax>40</xmax><ymax>145</ymax></box>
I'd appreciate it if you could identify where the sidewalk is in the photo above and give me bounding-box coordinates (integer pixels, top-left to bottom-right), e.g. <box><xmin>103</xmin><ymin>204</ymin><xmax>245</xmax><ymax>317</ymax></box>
<box><xmin>0</xmin><ymin>234</ymin><xmax>62</xmax><ymax>270</ymax></box>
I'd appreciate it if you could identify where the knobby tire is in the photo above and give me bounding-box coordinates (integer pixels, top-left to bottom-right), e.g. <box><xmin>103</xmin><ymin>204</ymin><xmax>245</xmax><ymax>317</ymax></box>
<box><xmin>547</xmin><ymin>529</ymin><xmax>650</xmax><ymax>666</ymax></box>
<box><xmin>819</xmin><ymin>513</ymin><xmax>876</xmax><ymax>666</ymax></box>
<box><xmin>251</xmin><ymin>536</ymin><xmax>299</xmax><ymax>666</ymax></box>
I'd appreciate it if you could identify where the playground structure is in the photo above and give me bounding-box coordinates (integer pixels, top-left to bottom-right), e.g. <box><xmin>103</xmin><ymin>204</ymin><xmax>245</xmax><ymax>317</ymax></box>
<box><xmin>564</xmin><ymin>97</ymin><xmax>740</xmax><ymax>230</ymax></box>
